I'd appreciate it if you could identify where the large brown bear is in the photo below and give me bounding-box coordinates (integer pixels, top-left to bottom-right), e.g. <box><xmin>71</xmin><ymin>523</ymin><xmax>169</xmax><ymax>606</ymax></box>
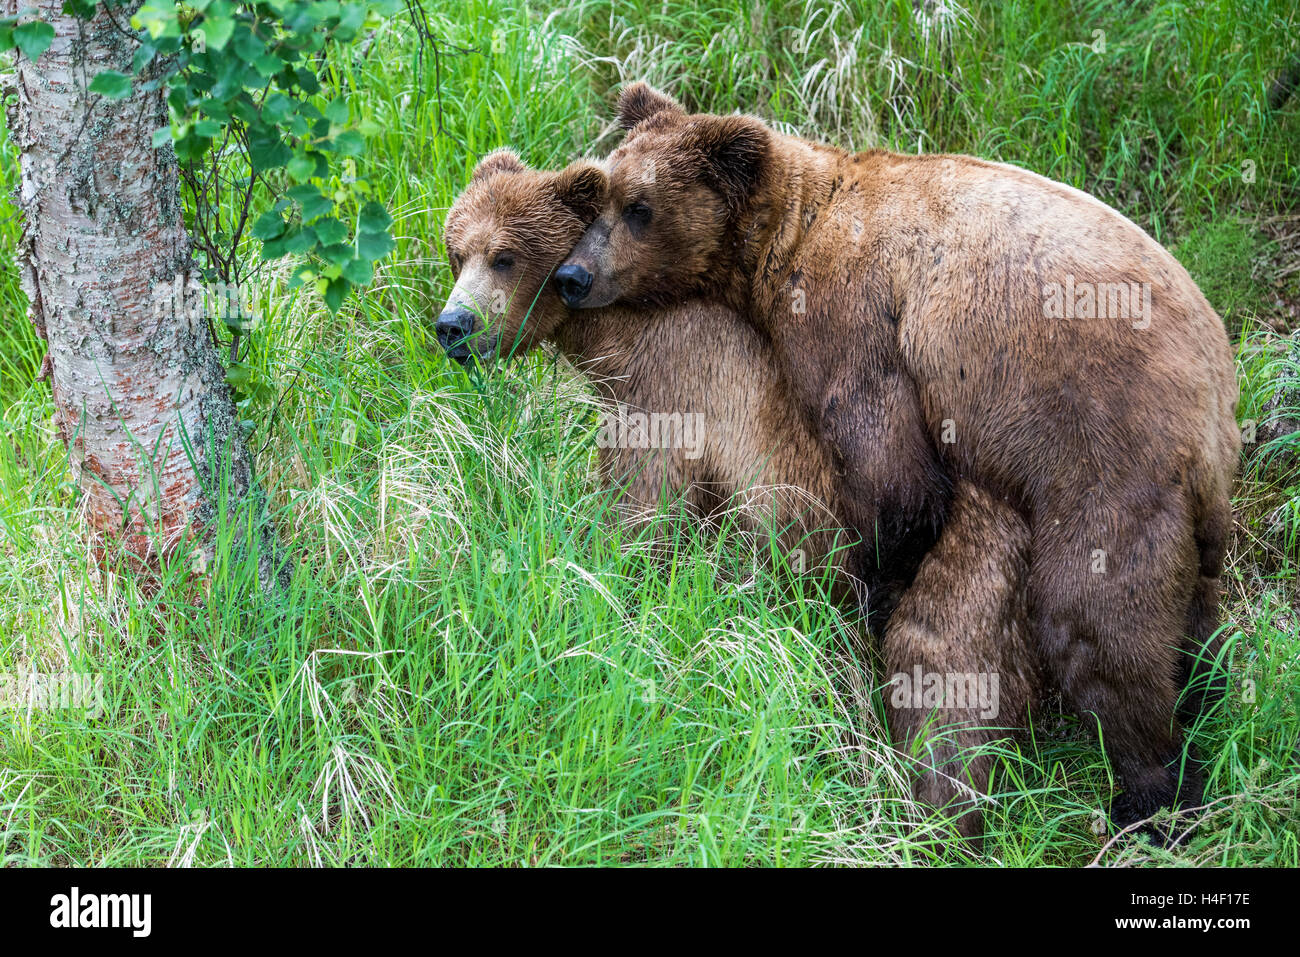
<box><xmin>556</xmin><ymin>83</ymin><xmax>1241</xmax><ymax>832</ymax></box>
<box><xmin>438</xmin><ymin>151</ymin><xmax>1039</xmax><ymax>841</ymax></box>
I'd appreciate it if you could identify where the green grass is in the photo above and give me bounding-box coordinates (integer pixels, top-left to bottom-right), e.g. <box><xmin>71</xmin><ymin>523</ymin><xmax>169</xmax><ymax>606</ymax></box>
<box><xmin>1</xmin><ymin>0</ymin><xmax>1298</xmax><ymax>866</ymax></box>
<box><xmin>1175</xmin><ymin>218</ymin><xmax>1274</xmax><ymax>333</ymax></box>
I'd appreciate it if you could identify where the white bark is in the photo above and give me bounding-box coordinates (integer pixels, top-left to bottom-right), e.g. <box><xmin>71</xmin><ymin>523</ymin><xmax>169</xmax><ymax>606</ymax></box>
<box><xmin>5</xmin><ymin>1</ymin><xmax>274</xmax><ymax>583</ymax></box>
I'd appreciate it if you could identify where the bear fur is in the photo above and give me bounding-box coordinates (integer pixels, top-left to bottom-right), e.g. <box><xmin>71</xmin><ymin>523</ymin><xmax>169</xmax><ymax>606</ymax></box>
<box><xmin>441</xmin><ymin>151</ymin><xmax>1037</xmax><ymax>840</ymax></box>
<box><xmin>557</xmin><ymin>83</ymin><xmax>1242</xmax><ymax>833</ymax></box>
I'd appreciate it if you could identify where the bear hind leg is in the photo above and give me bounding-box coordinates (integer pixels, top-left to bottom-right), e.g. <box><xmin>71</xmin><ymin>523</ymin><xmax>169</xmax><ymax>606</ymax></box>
<box><xmin>883</xmin><ymin>483</ymin><xmax>1038</xmax><ymax>849</ymax></box>
<box><xmin>1032</xmin><ymin>498</ymin><xmax>1203</xmax><ymax>840</ymax></box>
<box><xmin>1177</xmin><ymin>494</ymin><xmax>1233</xmax><ymax>726</ymax></box>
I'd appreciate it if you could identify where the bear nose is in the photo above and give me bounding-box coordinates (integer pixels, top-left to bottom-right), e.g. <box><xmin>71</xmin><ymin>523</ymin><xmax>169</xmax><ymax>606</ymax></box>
<box><xmin>436</xmin><ymin>306</ymin><xmax>475</xmax><ymax>362</ymax></box>
<box><xmin>555</xmin><ymin>264</ymin><xmax>593</xmax><ymax>307</ymax></box>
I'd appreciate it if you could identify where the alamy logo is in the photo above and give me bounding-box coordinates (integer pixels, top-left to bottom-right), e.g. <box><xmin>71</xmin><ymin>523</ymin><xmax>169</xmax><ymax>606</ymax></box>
<box><xmin>0</xmin><ymin>670</ymin><xmax>103</xmax><ymax>718</ymax></box>
<box><xmin>1042</xmin><ymin>275</ymin><xmax>1151</xmax><ymax>329</ymax></box>
<box><xmin>50</xmin><ymin>887</ymin><xmax>151</xmax><ymax>937</ymax></box>
<box><xmin>596</xmin><ymin>404</ymin><xmax>705</xmax><ymax>460</ymax></box>
<box><xmin>151</xmin><ymin>273</ymin><xmax>260</xmax><ymax>329</ymax></box>
<box><xmin>890</xmin><ymin>666</ymin><xmax>1001</xmax><ymax>719</ymax></box>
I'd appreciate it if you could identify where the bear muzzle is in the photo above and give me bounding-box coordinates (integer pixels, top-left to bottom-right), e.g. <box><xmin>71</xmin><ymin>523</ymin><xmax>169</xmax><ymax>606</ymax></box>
<box><xmin>554</xmin><ymin>263</ymin><xmax>594</xmax><ymax>307</ymax></box>
<box><xmin>436</xmin><ymin>305</ymin><xmax>476</xmax><ymax>364</ymax></box>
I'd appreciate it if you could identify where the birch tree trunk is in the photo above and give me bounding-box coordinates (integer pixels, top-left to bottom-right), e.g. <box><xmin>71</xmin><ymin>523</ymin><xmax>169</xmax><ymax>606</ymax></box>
<box><xmin>4</xmin><ymin>0</ymin><xmax>276</xmax><ymax>587</ymax></box>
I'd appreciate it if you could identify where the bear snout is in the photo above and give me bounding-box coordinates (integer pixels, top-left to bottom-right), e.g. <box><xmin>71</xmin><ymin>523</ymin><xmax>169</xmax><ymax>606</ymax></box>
<box><xmin>555</xmin><ymin>263</ymin><xmax>594</xmax><ymax>307</ymax></box>
<box><xmin>436</xmin><ymin>306</ymin><xmax>476</xmax><ymax>363</ymax></box>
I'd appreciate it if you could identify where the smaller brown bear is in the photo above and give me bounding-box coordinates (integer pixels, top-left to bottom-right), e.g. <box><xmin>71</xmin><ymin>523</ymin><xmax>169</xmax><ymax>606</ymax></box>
<box><xmin>439</xmin><ymin>150</ymin><xmax>1038</xmax><ymax>842</ymax></box>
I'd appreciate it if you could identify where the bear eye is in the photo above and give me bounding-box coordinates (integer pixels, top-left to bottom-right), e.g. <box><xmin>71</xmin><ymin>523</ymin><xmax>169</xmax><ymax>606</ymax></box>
<box><xmin>491</xmin><ymin>251</ymin><xmax>516</xmax><ymax>272</ymax></box>
<box><xmin>447</xmin><ymin>251</ymin><xmax>462</xmax><ymax>275</ymax></box>
<box><xmin>622</xmin><ymin>202</ymin><xmax>652</xmax><ymax>228</ymax></box>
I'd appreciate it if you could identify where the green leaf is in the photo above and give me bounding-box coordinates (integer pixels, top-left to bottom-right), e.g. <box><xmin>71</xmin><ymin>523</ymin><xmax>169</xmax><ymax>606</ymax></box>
<box><xmin>324</xmin><ymin>96</ymin><xmax>349</xmax><ymax>125</ymax></box>
<box><xmin>13</xmin><ymin>20</ymin><xmax>54</xmax><ymax>62</ymax></box>
<box><xmin>225</xmin><ymin>361</ymin><xmax>251</xmax><ymax>391</ymax></box>
<box><xmin>262</xmin><ymin>92</ymin><xmax>294</xmax><ymax>124</ymax></box>
<box><xmin>293</xmin><ymin>67</ymin><xmax>320</xmax><ymax>95</ymax></box>
<box><xmin>198</xmin><ymin>98</ymin><xmax>230</xmax><ymax>123</ymax></box>
<box><xmin>306</xmin><ymin>151</ymin><xmax>330</xmax><ymax>179</ymax></box>
<box><xmin>231</xmin><ymin>23</ymin><xmax>264</xmax><ymax>62</ymax></box>
<box><xmin>287</xmin><ymin>184</ymin><xmax>332</xmax><ymax>221</ymax></box>
<box><xmin>229</xmin><ymin>95</ymin><xmax>259</xmax><ymax>125</ymax></box>
<box><xmin>336</xmin><ymin>3</ymin><xmax>366</xmax><ymax>36</ymax></box>
<box><xmin>208</xmin><ymin>54</ymin><xmax>258</xmax><ymax>100</ymax></box>
<box><xmin>249</xmin><ymin>50</ymin><xmax>280</xmax><ymax>78</ymax></box>
<box><xmin>251</xmin><ymin>210</ymin><xmax>287</xmax><ymax>241</ymax></box>
<box><xmin>253</xmin><ymin>52</ymin><xmax>281</xmax><ymax>78</ymax></box>
<box><xmin>357</xmin><ymin>201</ymin><xmax>392</xmax><ymax>235</ymax></box>
<box><xmin>196</xmin><ymin>14</ymin><xmax>235</xmax><ymax>51</ymax></box>
<box><xmin>318</xmin><ymin>243</ymin><xmax>355</xmax><ymax>267</ymax></box>
<box><xmin>289</xmin><ymin>1</ymin><xmax>339</xmax><ymax>32</ymax></box>
<box><xmin>260</xmin><ymin>237</ymin><xmax>290</xmax><ymax>260</ymax></box>
<box><xmin>132</xmin><ymin>0</ymin><xmax>183</xmax><ymax>40</ymax></box>
<box><xmin>313</xmin><ymin>217</ymin><xmax>348</xmax><ymax>246</ymax></box>
<box><xmin>330</xmin><ymin>129</ymin><xmax>365</xmax><ymax>156</ymax></box>
<box><xmin>357</xmin><ymin>229</ymin><xmax>395</xmax><ymax>261</ymax></box>
<box><xmin>132</xmin><ymin>41</ymin><xmax>157</xmax><ymax>73</ymax></box>
<box><xmin>151</xmin><ymin>126</ymin><xmax>173</xmax><ymax>148</ymax></box>
<box><xmin>90</xmin><ymin>70</ymin><xmax>134</xmax><ymax>99</ymax></box>
<box><xmin>287</xmin><ymin>153</ymin><xmax>316</xmax><ymax>183</ymax></box>
<box><xmin>342</xmin><ymin>257</ymin><xmax>373</xmax><ymax>285</ymax></box>
<box><xmin>284</xmin><ymin>226</ymin><xmax>317</xmax><ymax>255</ymax></box>
<box><xmin>247</xmin><ymin>127</ymin><xmax>291</xmax><ymax>171</ymax></box>
<box><xmin>323</xmin><ymin>277</ymin><xmax>348</xmax><ymax>314</ymax></box>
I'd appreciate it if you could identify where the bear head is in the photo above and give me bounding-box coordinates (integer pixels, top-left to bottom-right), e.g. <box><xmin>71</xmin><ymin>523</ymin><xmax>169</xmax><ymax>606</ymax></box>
<box><xmin>554</xmin><ymin>82</ymin><xmax>771</xmax><ymax>311</ymax></box>
<box><xmin>438</xmin><ymin>150</ymin><xmax>607</xmax><ymax>363</ymax></box>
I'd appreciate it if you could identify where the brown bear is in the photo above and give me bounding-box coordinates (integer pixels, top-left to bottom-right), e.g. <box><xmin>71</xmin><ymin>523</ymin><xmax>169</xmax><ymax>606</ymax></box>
<box><xmin>439</xmin><ymin>151</ymin><xmax>1039</xmax><ymax>841</ymax></box>
<box><xmin>555</xmin><ymin>83</ymin><xmax>1242</xmax><ymax>833</ymax></box>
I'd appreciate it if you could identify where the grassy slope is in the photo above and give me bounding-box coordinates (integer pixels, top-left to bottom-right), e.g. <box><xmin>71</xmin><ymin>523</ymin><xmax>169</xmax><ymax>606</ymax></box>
<box><xmin>0</xmin><ymin>0</ymin><xmax>1297</xmax><ymax>866</ymax></box>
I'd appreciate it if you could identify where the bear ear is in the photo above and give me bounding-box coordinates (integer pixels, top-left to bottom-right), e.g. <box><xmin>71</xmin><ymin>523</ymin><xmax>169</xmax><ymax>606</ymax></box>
<box><xmin>472</xmin><ymin>148</ymin><xmax>527</xmax><ymax>181</ymax></box>
<box><xmin>552</xmin><ymin>160</ymin><xmax>608</xmax><ymax>224</ymax></box>
<box><xmin>617</xmin><ymin>82</ymin><xmax>683</xmax><ymax>130</ymax></box>
<box><xmin>687</xmin><ymin>115</ymin><xmax>769</xmax><ymax>209</ymax></box>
